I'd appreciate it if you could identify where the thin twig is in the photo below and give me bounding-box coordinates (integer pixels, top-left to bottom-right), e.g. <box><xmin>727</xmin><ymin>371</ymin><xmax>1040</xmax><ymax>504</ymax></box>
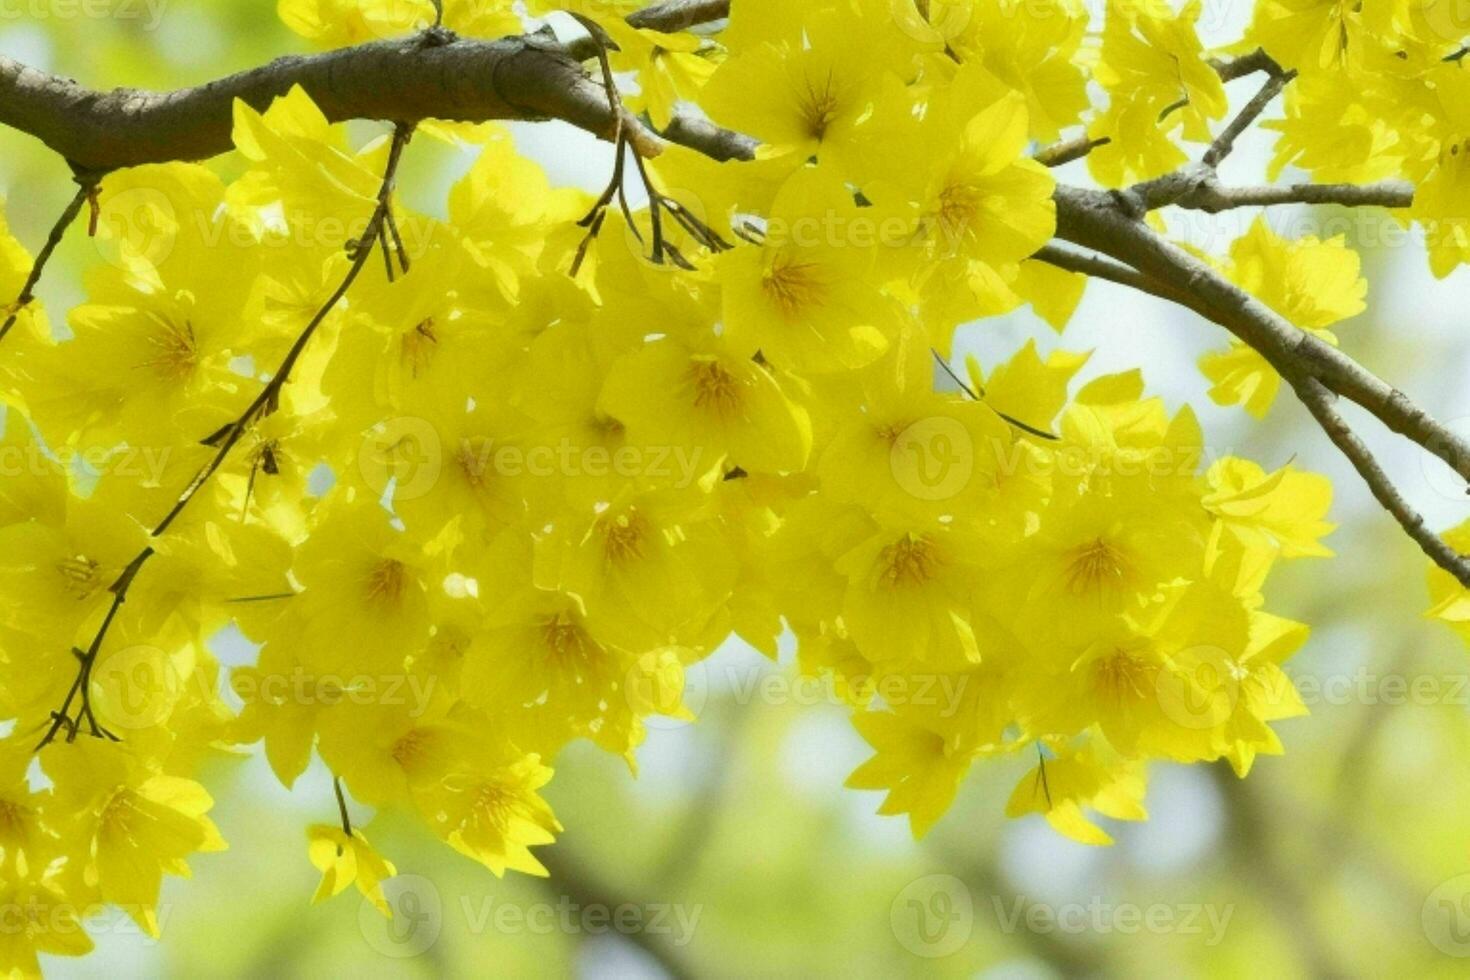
<box><xmin>1210</xmin><ymin>48</ymin><xmax>1287</xmax><ymax>82</ymax></box>
<box><xmin>1181</xmin><ymin>179</ymin><xmax>1413</xmax><ymax>212</ymax></box>
<box><xmin>36</xmin><ymin>126</ymin><xmax>416</xmax><ymax>752</ymax></box>
<box><xmin>35</xmin><ymin>547</ymin><xmax>153</xmax><ymax>749</ymax></box>
<box><xmin>930</xmin><ymin>348</ymin><xmax>1059</xmax><ymax>441</ymax></box>
<box><xmin>1203</xmin><ymin>67</ymin><xmax>1297</xmax><ymax>168</ymax></box>
<box><xmin>1032</xmin><ymin>243</ymin><xmax>1184</xmax><ymax>303</ymax></box>
<box><xmin>153</xmin><ymin>124</ymin><xmax>414</xmax><ymax>537</ymax></box>
<box><xmin>0</xmin><ymin>172</ymin><xmax>101</xmax><ymax>346</ymax></box>
<box><xmin>334</xmin><ymin>776</ymin><xmax>354</xmax><ymax>837</ymax></box>
<box><xmin>1292</xmin><ymin>376</ymin><xmax>1470</xmax><ymax>584</ymax></box>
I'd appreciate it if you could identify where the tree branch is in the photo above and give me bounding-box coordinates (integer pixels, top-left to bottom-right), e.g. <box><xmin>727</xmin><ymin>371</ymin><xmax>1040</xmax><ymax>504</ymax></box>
<box><xmin>1127</xmin><ymin>167</ymin><xmax>1413</xmax><ymax>213</ymax></box>
<box><xmin>36</xmin><ymin>124</ymin><xmax>416</xmax><ymax>751</ymax></box>
<box><xmin>0</xmin><ymin>33</ymin><xmax>659</xmax><ymax>170</ymax></box>
<box><xmin>1211</xmin><ymin>48</ymin><xmax>1288</xmax><ymax>82</ymax></box>
<box><xmin>154</xmin><ymin>123</ymin><xmax>414</xmax><ymax>536</ymax></box>
<box><xmin>1180</xmin><ymin>179</ymin><xmax>1414</xmax><ymax>212</ymax></box>
<box><xmin>627</xmin><ymin>0</ymin><xmax>729</xmax><ymax>32</ymax></box>
<box><xmin>0</xmin><ymin>173</ymin><xmax>98</xmax><ymax>346</ymax></box>
<box><xmin>1034</xmin><ymin>135</ymin><xmax>1111</xmax><ymax>168</ymax></box>
<box><xmin>1053</xmin><ymin>184</ymin><xmax>1470</xmax><ymax>585</ymax></box>
<box><xmin>1032</xmin><ymin>243</ymin><xmax>1180</xmax><ymax>301</ymax></box>
<box><xmin>661</xmin><ymin>112</ymin><xmax>758</xmax><ymax>161</ymax></box>
<box><xmin>537</xmin><ymin>846</ymin><xmax>697</xmax><ymax>980</ymax></box>
<box><xmin>1202</xmin><ymin>67</ymin><xmax>1296</xmax><ymax>168</ymax></box>
<box><xmin>0</xmin><ymin>0</ymin><xmax>1459</xmax><ymax>584</ymax></box>
<box><xmin>1292</xmin><ymin>375</ymin><xmax>1470</xmax><ymax>582</ymax></box>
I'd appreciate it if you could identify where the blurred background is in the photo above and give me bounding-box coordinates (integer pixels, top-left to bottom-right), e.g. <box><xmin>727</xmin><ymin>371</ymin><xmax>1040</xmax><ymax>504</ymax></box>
<box><xmin>5</xmin><ymin>2</ymin><xmax>1470</xmax><ymax>977</ymax></box>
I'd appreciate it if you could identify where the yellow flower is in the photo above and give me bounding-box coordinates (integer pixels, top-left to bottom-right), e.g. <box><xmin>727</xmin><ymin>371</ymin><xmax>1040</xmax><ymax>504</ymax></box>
<box><xmin>701</xmin><ymin>2</ymin><xmax>916</xmax><ymax>174</ymax></box>
<box><xmin>1006</xmin><ymin>741</ymin><xmax>1148</xmax><ymax>846</ymax></box>
<box><xmin>835</xmin><ymin>519</ymin><xmax>988</xmax><ymax>668</ymax></box>
<box><xmin>1088</xmin><ymin>0</ymin><xmax>1228</xmax><ymax>185</ymax></box>
<box><xmin>1200</xmin><ymin>219</ymin><xmax>1366</xmax><ymax>417</ymax></box>
<box><xmin>718</xmin><ymin>166</ymin><xmax>900</xmax><ymax>372</ymax></box>
<box><xmin>1411</xmin><ymin>66</ymin><xmax>1470</xmax><ymax>277</ymax></box>
<box><xmin>307</xmin><ymin>825</ymin><xmax>398</xmax><ymax>917</ymax></box>
<box><xmin>0</xmin><ymin>872</ymin><xmax>94</xmax><ymax>978</ymax></box>
<box><xmin>598</xmin><ymin>327</ymin><xmax>812</xmax><ymax>478</ymax></box>
<box><xmin>44</xmin><ymin>743</ymin><xmax>226</xmax><ymax>938</ymax></box>
<box><xmin>286</xmin><ymin>497</ymin><xmax>441</xmax><ymax>677</ymax></box>
<box><xmin>846</xmin><ymin>708</ymin><xmax>975</xmax><ymax>839</ymax></box>
<box><xmin>939</xmin><ymin>0</ymin><xmax>1091</xmax><ymax>142</ymax></box>
<box><xmin>863</xmin><ymin>67</ymin><xmax>1058</xmax><ymax>330</ymax></box>
<box><xmin>422</xmin><ymin>754</ymin><xmax>562</xmax><ymax>877</ymax></box>
<box><xmin>1203</xmin><ymin>457</ymin><xmax>1336</xmax><ymax>561</ymax></box>
<box><xmin>544</xmin><ymin>489</ymin><xmax>736</xmax><ymax>651</ymax></box>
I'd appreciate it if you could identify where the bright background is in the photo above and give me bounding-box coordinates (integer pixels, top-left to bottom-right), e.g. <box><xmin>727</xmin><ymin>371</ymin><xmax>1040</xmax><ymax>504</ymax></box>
<box><xmin>4</xmin><ymin>2</ymin><xmax>1470</xmax><ymax>977</ymax></box>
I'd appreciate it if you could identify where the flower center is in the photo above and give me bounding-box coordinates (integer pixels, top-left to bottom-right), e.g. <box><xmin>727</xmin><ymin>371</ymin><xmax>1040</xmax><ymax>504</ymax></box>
<box><xmin>457</xmin><ymin>437</ymin><xmax>493</xmax><ymax>490</ymax></box>
<box><xmin>473</xmin><ymin>782</ymin><xmax>516</xmax><ymax>833</ymax></box>
<box><xmin>1095</xmin><ymin>649</ymin><xmax>1155</xmax><ymax>702</ymax></box>
<box><xmin>99</xmin><ymin>788</ymin><xmax>141</xmax><ymax>838</ymax></box>
<box><xmin>762</xmin><ymin>255</ymin><xmax>826</xmax><ymax>318</ymax></box>
<box><xmin>1064</xmin><ymin>538</ymin><xmax>1130</xmax><ymax>594</ymax></box>
<box><xmin>690</xmin><ymin>359</ymin><xmax>742</xmax><ymax>415</ymax></box>
<box><xmin>540</xmin><ymin>614</ymin><xmax>595</xmax><ymax>670</ymax></box>
<box><xmin>934</xmin><ymin>182</ymin><xmax>982</xmax><ymax>247</ymax></box>
<box><xmin>880</xmin><ymin>535</ymin><xmax>941</xmax><ymax>588</ymax></box>
<box><xmin>365</xmin><ymin>558</ymin><xmax>409</xmax><ymax>606</ymax></box>
<box><xmin>392</xmin><ymin>729</ymin><xmax>429</xmax><ymax>769</ymax></box>
<box><xmin>602</xmin><ymin>511</ymin><xmax>650</xmax><ymax>564</ymax></box>
<box><xmin>401</xmin><ymin>317</ymin><xmax>439</xmax><ymax>379</ymax></box>
<box><xmin>57</xmin><ymin>555</ymin><xmax>103</xmax><ymax>600</ymax></box>
<box><xmin>797</xmin><ymin>73</ymin><xmax>841</xmax><ymax>141</ymax></box>
<box><xmin>138</xmin><ymin>316</ymin><xmax>199</xmax><ymax>381</ymax></box>
<box><xmin>0</xmin><ymin>798</ymin><xmax>30</xmax><ymax>842</ymax></box>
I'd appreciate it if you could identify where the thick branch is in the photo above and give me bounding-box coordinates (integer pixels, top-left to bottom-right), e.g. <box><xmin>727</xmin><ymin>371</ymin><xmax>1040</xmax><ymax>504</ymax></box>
<box><xmin>661</xmin><ymin>112</ymin><xmax>758</xmax><ymax>161</ymax></box>
<box><xmin>1054</xmin><ymin>185</ymin><xmax>1470</xmax><ymax>584</ymax></box>
<box><xmin>1033</xmin><ymin>243</ymin><xmax>1178</xmax><ymax>300</ymax></box>
<box><xmin>0</xmin><ymin>6</ymin><xmax>1461</xmax><ymax>585</ymax></box>
<box><xmin>0</xmin><ymin>33</ymin><xmax>657</xmax><ymax>170</ymax></box>
<box><xmin>627</xmin><ymin>0</ymin><xmax>729</xmax><ymax>31</ymax></box>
